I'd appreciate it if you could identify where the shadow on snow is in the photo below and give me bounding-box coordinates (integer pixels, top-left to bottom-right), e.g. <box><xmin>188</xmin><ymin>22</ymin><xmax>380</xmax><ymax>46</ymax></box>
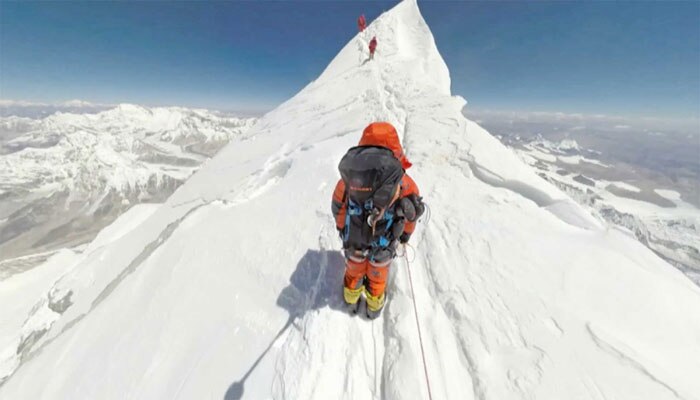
<box><xmin>224</xmin><ymin>249</ymin><xmax>346</xmax><ymax>400</ymax></box>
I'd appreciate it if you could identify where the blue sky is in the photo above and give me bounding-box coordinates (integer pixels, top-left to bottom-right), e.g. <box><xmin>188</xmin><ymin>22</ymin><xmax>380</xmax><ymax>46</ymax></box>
<box><xmin>1</xmin><ymin>1</ymin><xmax>698</xmax><ymax>118</ymax></box>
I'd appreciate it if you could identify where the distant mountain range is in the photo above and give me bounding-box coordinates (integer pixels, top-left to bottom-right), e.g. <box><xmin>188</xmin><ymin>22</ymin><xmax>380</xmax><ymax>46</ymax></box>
<box><xmin>0</xmin><ymin>104</ymin><xmax>256</xmax><ymax>271</ymax></box>
<box><xmin>499</xmin><ymin>134</ymin><xmax>700</xmax><ymax>284</ymax></box>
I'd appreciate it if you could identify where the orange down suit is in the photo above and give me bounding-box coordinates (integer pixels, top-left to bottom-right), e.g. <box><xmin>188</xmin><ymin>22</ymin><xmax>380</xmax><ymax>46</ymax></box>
<box><xmin>331</xmin><ymin>122</ymin><xmax>420</xmax><ymax>299</ymax></box>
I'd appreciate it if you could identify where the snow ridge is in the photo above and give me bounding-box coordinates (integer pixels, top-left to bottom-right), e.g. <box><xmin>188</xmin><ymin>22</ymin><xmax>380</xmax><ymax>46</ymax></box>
<box><xmin>1</xmin><ymin>1</ymin><xmax>699</xmax><ymax>399</ymax></box>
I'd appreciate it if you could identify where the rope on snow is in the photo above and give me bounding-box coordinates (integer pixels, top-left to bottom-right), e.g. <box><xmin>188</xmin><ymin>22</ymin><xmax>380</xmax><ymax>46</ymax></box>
<box><xmin>402</xmin><ymin>244</ymin><xmax>433</xmax><ymax>400</ymax></box>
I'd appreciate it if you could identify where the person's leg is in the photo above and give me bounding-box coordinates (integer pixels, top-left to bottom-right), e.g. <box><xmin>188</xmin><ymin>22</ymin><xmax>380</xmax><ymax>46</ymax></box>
<box><xmin>365</xmin><ymin>247</ymin><xmax>394</xmax><ymax>312</ymax></box>
<box><xmin>343</xmin><ymin>249</ymin><xmax>368</xmax><ymax>305</ymax></box>
<box><xmin>365</xmin><ymin>259</ymin><xmax>390</xmax><ymax>311</ymax></box>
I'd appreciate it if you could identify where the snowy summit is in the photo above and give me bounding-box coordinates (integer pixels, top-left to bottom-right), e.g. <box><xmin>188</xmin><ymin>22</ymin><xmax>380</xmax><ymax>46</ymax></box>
<box><xmin>1</xmin><ymin>1</ymin><xmax>699</xmax><ymax>399</ymax></box>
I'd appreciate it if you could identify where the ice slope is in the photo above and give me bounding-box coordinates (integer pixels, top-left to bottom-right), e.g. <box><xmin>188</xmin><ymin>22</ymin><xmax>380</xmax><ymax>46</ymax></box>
<box><xmin>2</xmin><ymin>1</ymin><xmax>700</xmax><ymax>399</ymax></box>
<box><xmin>0</xmin><ymin>204</ymin><xmax>160</xmax><ymax>382</ymax></box>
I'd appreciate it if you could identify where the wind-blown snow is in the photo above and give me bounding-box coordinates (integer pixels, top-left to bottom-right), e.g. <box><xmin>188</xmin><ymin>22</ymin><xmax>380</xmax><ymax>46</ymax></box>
<box><xmin>1</xmin><ymin>1</ymin><xmax>699</xmax><ymax>399</ymax></box>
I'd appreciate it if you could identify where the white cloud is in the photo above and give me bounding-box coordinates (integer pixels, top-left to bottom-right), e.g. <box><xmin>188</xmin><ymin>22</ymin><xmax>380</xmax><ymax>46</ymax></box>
<box><xmin>0</xmin><ymin>99</ymin><xmax>49</xmax><ymax>107</ymax></box>
<box><xmin>0</xmin><ymin>98</ymin><xmax>114</xmax><ymax>118</ymax></box>
<box><xmin>464</xmin><ymin>107</ymin><xmax>699</xmax><ymax>136</ymax></box>
<box><xmin>0</xmin><ymin>98</ymin><xmax>112</xmax><ymax>108</ymax></box>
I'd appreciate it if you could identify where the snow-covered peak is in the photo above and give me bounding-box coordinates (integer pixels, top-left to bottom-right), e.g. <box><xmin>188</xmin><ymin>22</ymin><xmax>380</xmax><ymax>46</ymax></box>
<box><xmin>315</xmin><ymin>0</ymin><xmax>450</xmax><ymax>95</ymax></box>
<box><xmin>527</xmin><ymin>135</ymin><xmax>582</xmax><ymax>153</ymax></box>
<box><xmin>61</xmin><ymin>99</ymin><xmax>97</xmax><ymax>108</ymax></box>
<box><xmin>557</xmin><ymin>138</ymin><xmax>580</xmax><ymax>151</ymax></box>
<box><xmin>2</xmin><ymin>1</ymin><xmax>699</xmax><ymax>399</ymax></box>
<box><xmin>5</xmin><ymin>104</ymin><xmax>254</xmax><ymax>153</ymax></box>
<box><xmin>0</xmin><ymin>105</ymin><xmax>256</xmax><ymax>262</ymax></box>
<box><xmin>108</xmin><ymin>102</ymin><xmax>151</xmax><ymax>115</ymax></box>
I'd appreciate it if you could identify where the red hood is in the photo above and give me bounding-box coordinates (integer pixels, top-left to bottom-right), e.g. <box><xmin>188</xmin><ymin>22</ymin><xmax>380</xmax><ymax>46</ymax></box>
<box><xmin>358</xmin><ymin>122</ymin><xmax>412</xmax><ymax>169</ymax></box>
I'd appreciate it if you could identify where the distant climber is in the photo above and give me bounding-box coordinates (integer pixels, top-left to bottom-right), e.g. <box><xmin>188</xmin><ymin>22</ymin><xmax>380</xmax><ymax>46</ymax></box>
<box><xmin>332</xmin><ymin>122</ymin><xmax>425</xmax><ymax>319</ymax></box>
<box><xmin>358</xmin><ymin>14</ymin><xmax>366</xmax><ymax>32</ymax></box>
<box><xmin>369</xmin><ymin>36</ymin><xmax>377</xmax><ymax>60</ymax></box>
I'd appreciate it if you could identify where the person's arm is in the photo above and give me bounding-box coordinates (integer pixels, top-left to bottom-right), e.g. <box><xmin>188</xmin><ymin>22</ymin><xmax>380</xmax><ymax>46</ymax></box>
<box><xmin>396</xmin><ymin>175</ymin><xmax>424</xmax><ymax>243</ymax></box>
<box><xmin>331</xmin><ymin>179</ymin><xmax>347</xmax><ymax>233</ymax></box>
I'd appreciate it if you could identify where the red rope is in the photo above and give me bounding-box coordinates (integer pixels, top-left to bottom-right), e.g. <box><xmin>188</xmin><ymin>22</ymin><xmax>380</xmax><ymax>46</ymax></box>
<box><xmin>404</xmin><ymin>246</ymin><xmax>433</xmax><ymax>400</ymax></box>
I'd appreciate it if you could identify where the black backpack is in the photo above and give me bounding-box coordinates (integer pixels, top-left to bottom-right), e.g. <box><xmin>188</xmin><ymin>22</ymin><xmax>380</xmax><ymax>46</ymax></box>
<box><xmin>338</xmin><ymin>146</ymin><xmax>404</xmax><ymax>249</ymax></box>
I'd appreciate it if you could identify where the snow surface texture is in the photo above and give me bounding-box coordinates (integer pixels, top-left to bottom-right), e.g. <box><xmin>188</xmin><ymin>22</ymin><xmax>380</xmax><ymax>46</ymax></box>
<box><xmin>0</xmin><ymin>106</ymin><xmax>256</xmax><ymax>264</ymax></box>
<box><xmin>2</xmin><ymin>1</ymin><xmax>700</xmax><ymax>399</ymax></box>
<box><xmin>0</xmin><ymin>204</ymin><xmax>160</xmax><ymax>383</ymax></box>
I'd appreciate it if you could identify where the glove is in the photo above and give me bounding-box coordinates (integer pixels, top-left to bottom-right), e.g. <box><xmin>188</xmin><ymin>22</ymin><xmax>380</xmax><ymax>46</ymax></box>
<box><xmin>396</xmin><ymin>195</ymin><xmax>425</xmax><ymax>222</ymax></box>
<box><xmin>396</xmin><ymin>197</ymin><xmax>416</xmax><ymax>221</ymax></box>
<box><xmin>390</xmin><ymin>218</ymin><xmax>405</xmax><ymax>240</ymax></box>
<box><xmin>409</xmin><ymin>194</ymin><xmax>425</xmax><ymax>220</ymax></box>
<box><xmin>399</xmin><ymin>232</ymin><xmax>411</xmax><ymax>244</ymax></box>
